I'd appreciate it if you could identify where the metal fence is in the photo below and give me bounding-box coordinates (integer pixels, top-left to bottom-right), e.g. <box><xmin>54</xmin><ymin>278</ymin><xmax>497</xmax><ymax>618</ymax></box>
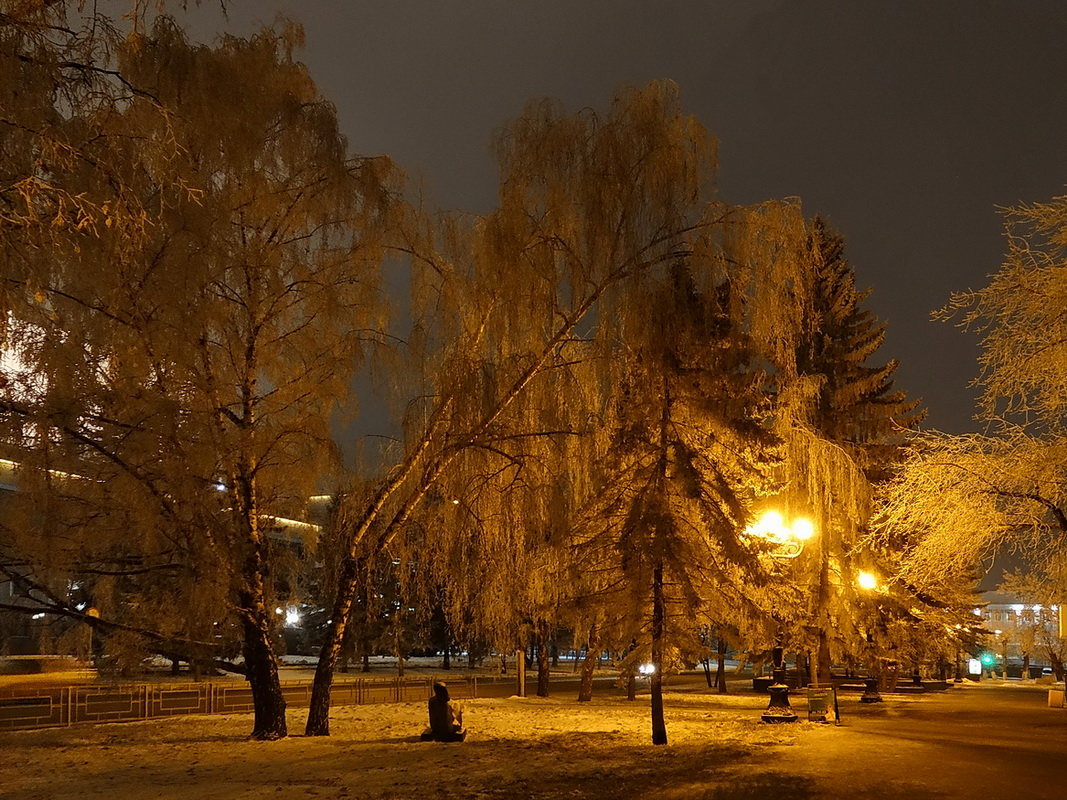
<box><xmin>0</xmin><ymin>674</ymin><xmax>518</xmax><ymax>732</ymax></box>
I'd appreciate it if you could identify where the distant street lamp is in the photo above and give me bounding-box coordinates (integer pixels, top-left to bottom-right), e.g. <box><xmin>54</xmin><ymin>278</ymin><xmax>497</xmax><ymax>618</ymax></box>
<box><xmin>745</xmin><ymin>510</ymin><xmax>816</xmax><ymax>724</ymax></box>
<box><xmin>85</xmin><ymin>606</ymin><xmax>100</xmax><ymax>666</ymax></box>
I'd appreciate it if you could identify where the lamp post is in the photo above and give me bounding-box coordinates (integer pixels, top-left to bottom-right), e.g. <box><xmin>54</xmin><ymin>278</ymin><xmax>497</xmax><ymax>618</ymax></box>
<box><xmin>85</xmin><ymin>606</ymin><xmax>99</xmax><ymax>668</ymax></box>
<box><xmin>856</xmin><ymin>571</ymin><xmax>884</xmax><ymax>703</ymax></box>
<box><xmin>745</xmin><ymin>511</ymin><xmax>815</xmax><ymax>724</ymax></box>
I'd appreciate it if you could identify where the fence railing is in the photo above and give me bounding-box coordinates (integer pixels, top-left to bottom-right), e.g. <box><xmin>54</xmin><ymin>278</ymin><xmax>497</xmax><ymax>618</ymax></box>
<box><xmin>0</xmin><ymin>673</ymin><xmax>524</xmax><ymax>732</ymax></box>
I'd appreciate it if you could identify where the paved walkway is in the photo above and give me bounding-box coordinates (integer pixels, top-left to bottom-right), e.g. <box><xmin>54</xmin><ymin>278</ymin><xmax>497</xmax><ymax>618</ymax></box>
<box><xmin>745</xmin><ymin>682</ymin><xmax>1067</xmax><ymax>799</ymax></box>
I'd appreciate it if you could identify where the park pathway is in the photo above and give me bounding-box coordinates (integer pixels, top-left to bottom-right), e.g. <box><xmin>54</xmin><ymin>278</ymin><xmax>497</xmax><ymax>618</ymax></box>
<box><xmin>746</xmin><ymin>682</ymin><xmax>1067</xmax><ymax>799</ymax></box>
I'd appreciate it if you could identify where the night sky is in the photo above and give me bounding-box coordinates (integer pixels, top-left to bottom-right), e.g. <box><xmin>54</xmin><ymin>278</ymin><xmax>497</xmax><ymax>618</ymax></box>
<box><xmin>182</xmin><ymin>0</ymin><xmax>1067</xmax><ymax>434</ymax></box>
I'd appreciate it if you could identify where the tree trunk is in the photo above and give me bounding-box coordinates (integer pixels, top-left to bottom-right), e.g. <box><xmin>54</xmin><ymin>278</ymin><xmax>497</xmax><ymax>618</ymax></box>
<box><xmin>351</xmin><ymin>565</ymin><xmax>370</xmax><ymax>675</ymax></box>
<box><xmin>340</xmin><ymin>620</ymin><xmax>356</xmax><ymax>675</ymax></box>
<box><xmin>626</xmin><ymin>672</ymin><xmax>637</xmax><ymax>701</ymax></box>
<box><xmin>815</xmin><ymin>632</ymin><xmax>832</xmax><ymax>687</ymax></box>
<box><xmin>536</xmin><ymin>620</ymin><xmax>551</xmax><ymax>697</ymax></box>
<box><xmin>394</xmin><ymin>621</ymin><xmax>405</xmax><ymax>677</ymax></box>
<box><xmin>814</xmin><ymin>509</ymin><xmax>833</xmax><ymax>687</ymax></box>
<box><xmin>650</xmin><ymin>561</ymin><xmax>667</xmax><ymax>745</ymax></box>
<box><xmin>577</xmin><ymin>625</ymin><xmax>599</xmax><ymax>702</ymax></box>
<box><xmin>702</xmin><ymin>658</ymin><xmax>713</xmax><ymax>688</ymax></box>
<box><xmin>1049</xmin><ymin>651</ymin><xmax>1064</xmax><ymax>682</ymax></box>
<box><xmin>306</xmin><ymin>557</ymin><xmax>362</xmax><ymax>736</ymax></box>
<box><xmin>233</xmin><ymin>465</ymin><xmax>287</xmax><ymax>741</ymax></box>
<box><xmin>239</xmin><ymin>591</ymin><xmax>287</xmax><ymax>740</ymax></box>
<box><xmin>716</xmin><ymin>637</ymin><xmax>728</xmax><ymax>694</ymax></box>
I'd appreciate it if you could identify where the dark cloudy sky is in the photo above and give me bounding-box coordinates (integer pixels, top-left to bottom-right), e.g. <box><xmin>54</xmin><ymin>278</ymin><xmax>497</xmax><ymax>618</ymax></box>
<box><xmin>183</xmin><ymin>0</ymin><xmax>1067</xmax><ymax>434</ymax></box>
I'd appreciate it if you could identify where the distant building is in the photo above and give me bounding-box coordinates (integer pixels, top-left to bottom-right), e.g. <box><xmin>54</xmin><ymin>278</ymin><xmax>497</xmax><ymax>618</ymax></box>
<box><xmin>977</xmin><ymin>589</ymin><xmax>1061</xmax><ymax>677</ymax></box>
<box><xmin>0</xmin><ymin>456</ymin><xmax>325</xmax><ymax>656</ymax></box>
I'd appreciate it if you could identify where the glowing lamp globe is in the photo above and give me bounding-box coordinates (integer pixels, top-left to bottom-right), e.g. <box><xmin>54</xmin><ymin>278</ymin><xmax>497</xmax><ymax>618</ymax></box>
<box><xmin>791</xmin><ymin>518</ymin><xmax>815</xmax><ymax>541</ymax></box>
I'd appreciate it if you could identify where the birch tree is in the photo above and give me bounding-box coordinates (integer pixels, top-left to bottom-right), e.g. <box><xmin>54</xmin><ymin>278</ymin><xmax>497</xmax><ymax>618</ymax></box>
<box><xmin>1</xmin><ymin>13</ymin><xmax>395</xmax><ymax>739</ymax></box>
<box><xmin>305</xmin><ymin>80</ymin><xmax>728</xmax><ymax>735</ymax></box>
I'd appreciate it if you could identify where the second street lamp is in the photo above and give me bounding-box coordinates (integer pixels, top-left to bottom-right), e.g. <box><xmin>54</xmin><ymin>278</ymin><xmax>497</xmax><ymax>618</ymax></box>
<box><xmin>856</xmin><ymin>570</ymin><xmax>884</xmax><ymax>703</ymax></box>
<box><xmin>745</xmin><ymin>510</ymin><xmax>816</xmax><ymax>724</ymax></box>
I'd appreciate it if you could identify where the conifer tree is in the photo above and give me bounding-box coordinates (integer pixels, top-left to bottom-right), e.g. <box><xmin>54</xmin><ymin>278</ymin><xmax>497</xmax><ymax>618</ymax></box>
<box><xmin>785</xmin><ymin>218</ymin><xmax>924</xmax><ymax>684</ymax></box>
<box><xmin>796</xmin><ymin>218</ymin><xmax>923</xmax><ymax>478</ymax></box>
<box><xmin>578</xmin><ymin>260</ymin><xmax>781</xmax><ymax>744</ymax></box>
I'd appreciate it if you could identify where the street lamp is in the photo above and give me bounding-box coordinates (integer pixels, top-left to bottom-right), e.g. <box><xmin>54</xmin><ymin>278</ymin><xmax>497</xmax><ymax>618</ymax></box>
<box><xmin>855</xmin><ymin>571</ymin><xmax>884</xmax><ymax>703</ymax></box>
<box><xmin>745</xmin><ymin>510</ymin><xmax>816</xmax><ymax>724</ymax></box>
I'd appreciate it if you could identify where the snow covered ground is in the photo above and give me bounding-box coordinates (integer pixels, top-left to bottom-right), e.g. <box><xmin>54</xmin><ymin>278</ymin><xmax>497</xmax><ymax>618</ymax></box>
<box><xmin>6</xmin><ymin>682</ymin><xmax>1063</xmax><ymax>799</ymax></box>
<box><xmin>1</xmin><ymin>688</ymin><xmax>816</xmax><ymax>800</ymax></box>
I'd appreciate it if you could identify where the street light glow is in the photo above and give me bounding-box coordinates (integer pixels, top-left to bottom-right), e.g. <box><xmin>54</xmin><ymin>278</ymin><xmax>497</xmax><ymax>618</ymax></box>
<box><xmin>857</xmin><ymin>571</ymin><xmax>878</xmax><ymax>591</ymax></box>
<box><xmin>791</xmin><ymin>518</ymin><xmax>815</xmax><ymax>540</ymax></box>
<box><xmin>745</xmin><ymin>510</ymin><xmax>815</xmax><ymax>543</ymax></box>
<box><xmin>747</xmin><ymin>510</ymin><xmax>786</xmax><ymax>540</ymax></box>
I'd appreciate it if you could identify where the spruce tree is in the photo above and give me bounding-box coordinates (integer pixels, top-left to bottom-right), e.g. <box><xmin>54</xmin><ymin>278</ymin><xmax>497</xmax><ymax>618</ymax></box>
<box><xmin>797</xmin><ymin>218</ymin><xmax>923</xmax><ymax>479</ymax></box>
<box><xmin>788</xmin><ymin>217</ymin><xmax>924</xmax><ymax>684</ymax></box>
<box><xmin>579</xmin><ymin>262</ymin><xmax>780</xmax><ymax>745</ymax></box>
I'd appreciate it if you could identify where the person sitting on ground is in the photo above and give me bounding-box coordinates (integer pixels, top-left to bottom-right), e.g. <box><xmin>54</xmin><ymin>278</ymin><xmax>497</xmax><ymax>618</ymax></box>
<box><xmin>421</xmin><ymin>681</ymin><xmax>466</xmax><ymax>742</ymax></box>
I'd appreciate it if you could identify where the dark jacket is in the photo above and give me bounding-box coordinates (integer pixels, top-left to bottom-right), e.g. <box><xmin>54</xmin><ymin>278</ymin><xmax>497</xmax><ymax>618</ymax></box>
<box><xmin>427</xmin><ymin>682</ymin><xmax>464</xmax><ymax>741</ymax></box>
